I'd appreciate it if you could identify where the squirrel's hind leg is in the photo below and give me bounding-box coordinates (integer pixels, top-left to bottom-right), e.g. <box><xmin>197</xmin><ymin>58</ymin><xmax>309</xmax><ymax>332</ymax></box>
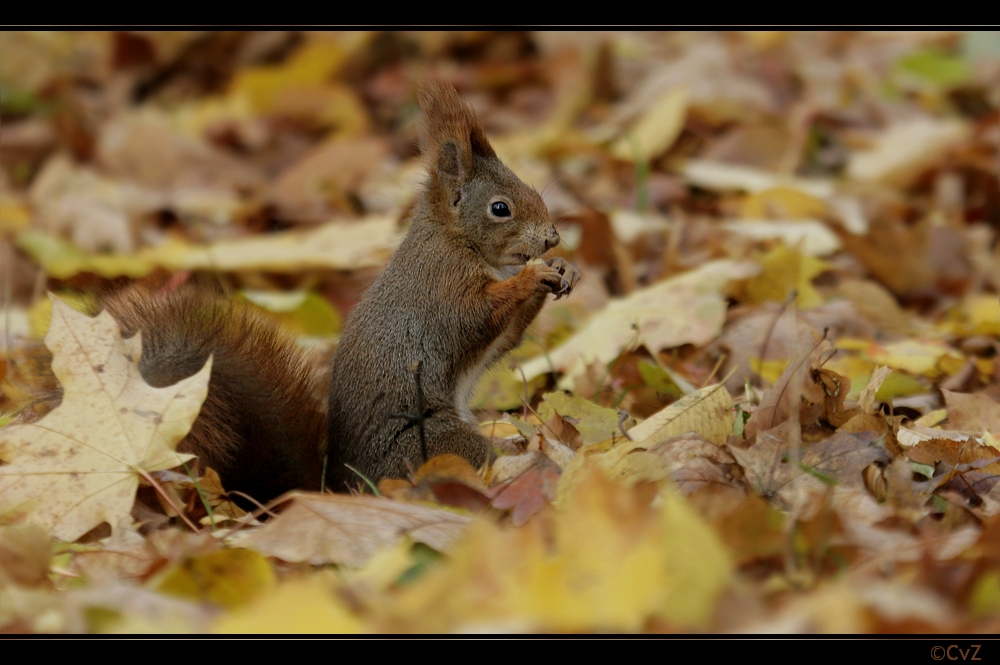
<box><xmin>417</xmin><ymin>411</ymin><xmax>492</xmax><ymax>473</ymax></box>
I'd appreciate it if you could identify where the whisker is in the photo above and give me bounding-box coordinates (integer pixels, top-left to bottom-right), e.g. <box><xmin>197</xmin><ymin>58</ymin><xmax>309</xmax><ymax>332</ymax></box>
<box><xmin>539</xmin><ymin>178</ymin><xmax>558</xmax><ymax>199</ymax></box>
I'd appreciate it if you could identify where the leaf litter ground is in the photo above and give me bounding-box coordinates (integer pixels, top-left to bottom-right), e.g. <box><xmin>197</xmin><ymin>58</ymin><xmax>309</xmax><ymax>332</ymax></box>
<box><xmin>3</xmin><ymin>31</ymin><xmax>1000</xmax><ymax>633</ymax></box>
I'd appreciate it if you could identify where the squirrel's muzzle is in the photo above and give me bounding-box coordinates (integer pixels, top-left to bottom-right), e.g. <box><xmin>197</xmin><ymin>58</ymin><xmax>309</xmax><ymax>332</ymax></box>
<box><xmin>544</xmin><ymin>225</ymin><xmax>560</xmax><ymax>251</ymax></box>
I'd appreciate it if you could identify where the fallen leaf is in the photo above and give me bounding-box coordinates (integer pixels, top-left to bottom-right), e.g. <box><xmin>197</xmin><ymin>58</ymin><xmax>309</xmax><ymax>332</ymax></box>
<box><xmin>847</xmin><ymin>118</ymin><xmax>970</xmax><ymax>187</ymax></box>
<box><xmin>723</xmin><ymin>219</ymin><xmax>841</xmax><ymax>256</ymax></box>
<box><xmin>154</xmin><ymin>548</ymin><xmax>275</xmax><ymax>610</ymax></box>
<box><xmin>648</xmin><ymin>432</ymin><xmax>743</xmax><ymax>496</ymax></box>
<box><xmin>61</xmin><ymin>582</ymin><xmax>212</xmax><ymax>634</ymax></box>
<box><xmin>897</xmin><ymin>424</ymin><xmax>972</xmax><ymax>449</ymax></box>
<box><xmin>869</xmin><ymin>339</ymin><xmax>965</xmax><ymax>378</ymax></box>
<box><xmin>229</xmin><ymin>492</ymin><xmax>471</xmax><ymax>567</ymax></box>
<box><xmin>611</xmin><ymin>87</ymin><xmax>688</xmax><ymax>163</ymax></box>
<box><xmin>383</xmin><ymin>467</ymin><xmax>731</xmax><ymax>632</ymax></box>
<box><xmin>0</xmin><ymin>297</ymin><xmax>205</xmax><ymax>541</ymax></box>
<box><xmin>735</xmin><ymin>244</ymin><xmax>830</xmax><ymax>309</ymax></box>
<box><xmin>490</xmin><ymin>454</ymin><xmax>561</xmax><ymax>526</ymax></box>
<box><xmin>406</xmin><ymin>454</ymin><xmax>491</xmax><ymax>512</ymax></box>
<box><xmin>536</xmin><ymin>391</ymin><xmax>625</xmax><ymax>446</ymax></box>
<box><xmin>832</xmin><ymin>278</ymin><xmax>910</xmax><ymax>337</ymax></box>
<box><xmin>212</xmin><ymin>573</ymin><xmax>364</xmax><ymax>634</ymax></box>
<box><xmin>681</xmin><ymin>159</ymin><xmax>834</xmax><ymax>198</ymax></box>
<box><xmin>96</xmin><ymin>108</ymin><xmax>261</xmax><ymax>190</ymax></box>
<box><xmin>518</xmin><ymin>260</ymin><xmax>758</xmax><ymax>384</ymax></box>
<box><xmin>737</xmin><ymin>186</ymin><xmax>829</xmax><ymax>219</ymax></box>
<box><xmin>730</xmin><ymin>430</ymin><xmax>890</xmax><ymax>514</ymax></box>
<box><xmin>0</xmin><ymin>524</ymin><xmax>51</xmax><ymax>587</ymax></box>
<box><xmin>240</xmin><ymin>290</ymin><xmax>341</xmax><ymax>338</ymax></box>
<box><xmin>943</xmin><ymin>390</ymin><xmax>1000</xmax><ymax>433</ymax></box>
<box><xmin>859</xmin><ymin>365</ymin><xmax>894</xmax><ymax>413</ymax></box>
<box><xmin>16</xmin><ymin>216</ymin><xmax>400</xmax><ymax>279</ymax></box>
<box><xmin>270</xmin><ymin>136</ymin><xmax>389</xmax><ymax>222</ymax></box>
<box><xmin>629</xmin><ymin>383</ymin><xmax>734</xmax><ymax>447</ymax></box>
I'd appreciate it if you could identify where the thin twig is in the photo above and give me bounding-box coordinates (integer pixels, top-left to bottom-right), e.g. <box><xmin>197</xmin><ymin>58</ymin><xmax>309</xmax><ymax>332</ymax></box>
<box><xmin>390</xmin><ymin>360</ymin><xmax>431</xmax><ymax>462</ymax></box>
<box><xmin>514</xmin><ymin>363</ymin><xmax>530</xmax><ymax>421</ymax></box>
<box><xmin>700</xmin><ymin>352</ymin><xmax>728</xmax><ymax>389</ymax></box>
<box><xmin>766</xmin><ymin>328</ymin><xmax>829</xmax><ymax>432</ymax></box>
<box><xmin>181</xmin><ymin>461</ymin><xmax>216</xmax><ymax>533</ymax></box>
<box><xmin>754</xmin><ymin>289</ymin><xmax>798</xmax><ymax>387</ymax></box>
<box><xmin>136</xmin><ymin>468</ymin><xmax>200</xmax><ymax>533</ymax></box>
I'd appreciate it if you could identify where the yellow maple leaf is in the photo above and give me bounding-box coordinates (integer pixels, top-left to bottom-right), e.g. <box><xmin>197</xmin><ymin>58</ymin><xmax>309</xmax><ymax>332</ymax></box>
<box><xmin>0</xmin><ymin>297</ymin><xmax>208</xmax><ymax>542</ymax></box>
<box><xmin>868</xmin><ymin>339</ymin><xmax>965</xmax><ymax>378</ymax></box>
<box><xmin>213</xmin><ymin>573</ymin><xmax>365</xmax><ymax>634</ymax></box>
<box><xmin>737</xmin><ymin>244</ymin><xmax>829</xmax><ymax>309</ymax></box>
<box><xmin>382</xmin><ymin>467</ymin><xmax>731</xmax><ymax>632</ymax></box>
<box><xmin>154</xmin><ymin>549</ymin><xmax>276</xmax><ymax>610</ymax></box>
<box><xmin>16</xmin><ymin>216</ymin><xmax>400</xmax><ymax>280</ymax></box>
<box><xmin>738</xmin><ymin>185</ymin><xmax>828</xmax><ymax>219</ymax></box>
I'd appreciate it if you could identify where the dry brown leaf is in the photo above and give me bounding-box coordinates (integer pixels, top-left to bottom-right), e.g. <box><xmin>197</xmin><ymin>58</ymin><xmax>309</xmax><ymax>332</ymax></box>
<box><xmin>908</xmin><ymin>438</ymin><xmax>1000</xmax><ymax>476</ymax></box>
<box><xmin>722</xmin><ymin>219</ymin><xmax>841</xmax><ymax>256</ymax></box>
<box><xmin>648</xmin><ymin>432</ymin><xmax>743</xmax><ymax>497</ymax></box>
<box><xmin>0</xmin><ymin>524</ymin><xmax>52</xmax><ymax>587</ymax></box>
<box><xmin>490</xmin><ymin>454</ymin><xmax>561</xmax><ymax>527</ymax></box>
<box><xmin>835</xmin><ymin>217</ymin><xmax>936</xmax><ymax>297</ymax></box>
<box><xmin>270</xmin><ymin>136</ymin><xmax>389</xmax><ymax>223</ymax></box>
<box><xmin>897</xmin><ymin>424</ymin><xmax>973</xmax><ymax>449</ymax></box>
<box><xmin>490</xmin><ymin>451</ymin><xmax>543</xmax><ymax>486</ymax></box>
<box><xmin>729</xmin><ymin>429</ymin><xmax>890</xmax><ymax>514</ymax></box>
<box><xmin>832</xmin><ymin>278</ymin><xmax>910</xmax><ymax>337</ymax></box>
<box><xmin>97</xmin><ymin>108</ymin><xmax>262</xmax><ymax>190</ymax></box>
<box><xmin>714</xmin><ymin>300</ymin><xmax>876</xmax><ymax>394</ymax></box>
<box><xmin>230</xmin><ymin>492</ymin><xmax>471</xmax><ymax>567</ymax></box>
<box><xmin>399</xmin><ymin>454</ymin><xmax>492</xmax><ymax>512</ymax></box>
<box><xmin>846</xmin><ymin>117</ymin><xmax>970</xmax><ymax>187</ymax></box>
<box><xmin>943</xmin><ymin>390</ymin><xmax>1000</xmax><ymax>433</ymax></box>
<box><xmin>743</xmin><ymin>342</ymin><xmax>815</xmax><ymax>443</ymax></box>
<box><xmin>800</xmin><ymin>367</ymin><xmax>847</xmax><ymax>429</ymax></box>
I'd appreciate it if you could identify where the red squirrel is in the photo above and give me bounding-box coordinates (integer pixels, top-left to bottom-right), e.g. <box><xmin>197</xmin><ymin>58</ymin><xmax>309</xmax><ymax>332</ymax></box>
<box><xmin>96</xmin><ymin>81</ymin><xmax>580</xmax><ymax>503</ymax></box>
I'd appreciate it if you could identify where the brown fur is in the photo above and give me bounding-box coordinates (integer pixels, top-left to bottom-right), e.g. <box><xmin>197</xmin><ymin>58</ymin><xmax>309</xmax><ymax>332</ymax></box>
<box><xmin>100</xmin><ymin>279</ymin><xmax>325</xmax><ymax>505</ymax></box>
<box><xmin>325</xmin><ymin>81</ymin><xmax>579</xmax><ymax>490</ymax></box>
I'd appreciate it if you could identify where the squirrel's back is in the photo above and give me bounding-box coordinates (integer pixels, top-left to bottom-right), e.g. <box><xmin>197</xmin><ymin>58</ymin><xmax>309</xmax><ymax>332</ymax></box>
<box><xmin>101</xmin><ymin>278</ymin><xmax>326</xmax><ymax>505</ymax></box>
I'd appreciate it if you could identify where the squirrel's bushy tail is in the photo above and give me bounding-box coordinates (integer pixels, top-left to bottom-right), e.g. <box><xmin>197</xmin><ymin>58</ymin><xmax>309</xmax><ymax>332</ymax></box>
<box><xmin>101</xmin><ymin>277</ymin><xmax>326</xmax><ymax>506</ymax></box>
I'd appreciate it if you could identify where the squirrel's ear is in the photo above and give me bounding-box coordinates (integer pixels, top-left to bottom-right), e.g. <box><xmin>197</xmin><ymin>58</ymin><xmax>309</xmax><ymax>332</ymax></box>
<box><xmin>417</xmin><ymin>79</ymin><xmax>496</xmax><ymax>182</ymax></box>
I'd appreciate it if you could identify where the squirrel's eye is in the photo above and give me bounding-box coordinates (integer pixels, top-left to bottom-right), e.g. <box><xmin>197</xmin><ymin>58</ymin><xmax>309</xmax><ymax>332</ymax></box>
<box><xmin>490</xmin><ymin>201</ymin><xmax>511</xmax><ymax>217</ymax></box>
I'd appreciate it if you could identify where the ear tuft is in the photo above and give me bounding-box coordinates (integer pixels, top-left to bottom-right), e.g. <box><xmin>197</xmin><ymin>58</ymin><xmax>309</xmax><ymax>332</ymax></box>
<box><xmin>417</xmin><ymin>79</ymin><xmax>497</xmax><ymax>176</ymax></box>
<box><xmin>438</xmin><ymin>141</ymin><xmax>462</xmax><ymax>180</ymax></box>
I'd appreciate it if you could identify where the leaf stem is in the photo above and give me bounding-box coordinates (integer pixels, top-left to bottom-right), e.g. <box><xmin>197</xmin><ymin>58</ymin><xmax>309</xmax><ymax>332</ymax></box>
<box><xmin>137</xmin><ymin>467</ymin><xmax>200</xmax><ymax>533</ymax></box>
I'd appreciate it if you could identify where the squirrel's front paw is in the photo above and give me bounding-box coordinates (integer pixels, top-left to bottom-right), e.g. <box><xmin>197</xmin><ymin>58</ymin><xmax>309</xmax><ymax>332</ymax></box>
<box><xmin>542</xmin><ymin>257</ymin><xmax>581</xmax><ymax>300</ymax></box>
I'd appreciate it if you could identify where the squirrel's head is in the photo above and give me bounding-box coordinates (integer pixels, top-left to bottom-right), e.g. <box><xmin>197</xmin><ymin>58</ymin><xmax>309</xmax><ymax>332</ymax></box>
<box><xmin>417</xmin><ymin>80</ymin><xmax>559</xmax><ymax>270</ymax></box>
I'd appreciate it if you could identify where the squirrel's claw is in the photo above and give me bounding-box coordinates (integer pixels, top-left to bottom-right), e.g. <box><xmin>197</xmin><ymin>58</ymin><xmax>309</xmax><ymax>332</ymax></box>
<box><xmin>543</xmin><ymin>256</ymin><xmax>580</xmax><ymax>300</ymax></box>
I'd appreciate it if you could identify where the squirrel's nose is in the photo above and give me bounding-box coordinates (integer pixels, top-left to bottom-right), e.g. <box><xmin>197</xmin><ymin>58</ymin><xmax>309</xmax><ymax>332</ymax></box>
<box><xmin>544</xmin><ymin>225</ymin><xmax>560</xmax><ymax>251</ymax></box>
